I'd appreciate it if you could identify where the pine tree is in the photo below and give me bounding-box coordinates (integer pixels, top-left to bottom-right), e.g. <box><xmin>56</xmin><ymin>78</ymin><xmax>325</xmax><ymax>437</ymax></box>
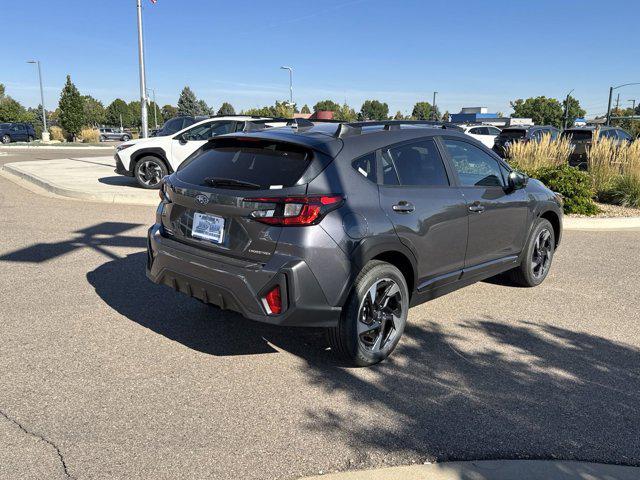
<box><xmin>300</xmin><ymin>104</ymin><xmax>311</xmax><ymax>114</ymax></box>
<box><xmin>58</xmin><ymin>75</ymin><xmax>85</xmax><ymax>139</ymax></box>
<box><xmin>197</xmin><ymin>99</ymin><xmax>213</xmax><ymax>116</ymax></box>
<box><xmin>217</xmin><ymin>102</ymin><xmax>236</xmax><ymax>116</ymax></box>
<box><xmin>177</xmin><ymin>86</ymin><xmax>199</xmax><ymax>116</ymax></box>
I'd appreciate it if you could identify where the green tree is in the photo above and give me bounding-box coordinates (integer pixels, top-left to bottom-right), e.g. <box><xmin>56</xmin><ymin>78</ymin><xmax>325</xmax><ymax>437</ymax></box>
<box><xmin>105</xmin><ymin>99</ymin><xmax>132</xmax><ymax>128</ymax></box>
<box><xmin>334</xmin><ymin>103</ymin><xmax>358</xmax><ymax>122</ymax></box>
<box><xmin>510</xmin><ymin>96</ymin><xmax>564</xmax><ymax>127</ymax></box>
<box><xmin>442</xmin><ymin>110</ymin><xmax>451</xmax><ymax>122</ymax></box>
<box><xmin>161</xmin><ymin>104</ymin><xmax>178</xmax><ymax>120</ymax></box>
<box><xmin>393</xmin><ymin>111</ymin><xmax>404</xmax><ymax>120</ymax></box>
<box><xmin>562</xmin><ymin>95</ymin><xmax>586</xmax><ymax>128</ymax></box>
<box><xmin>0</xmin><ymin>83</ymin><xmax>5</xmax><ymax>97</ymax></box>
<box><xmin>58</xmin><ymin>75</ymin><xmax>85</xmax><ymax>138</ymax></box>
<box><xmin>0</xmin><ymin>96</ymin><xmax>27</xmax><ymax>122</ymax></box>
<box><xmin>274</xmin><ymin>100</ymin><xmax>294</xmax><ymax>118</ymax></box>
<box><xmin>411</xmin><ymin>101</ymin><xmax>440</xmax><ymax>120</ymax></box>
<box><xmin>217</xmin><ymin>102</ymin><xmax>236</xmax><ymax>116</ymax></box>
<box><xmin>359</xmin><ymin>100</ymin><xmax>389</xmax><ymax>121</ymax></box>
<box><xmin>82</xmin><ymin>95</ymin><xmax>105</xmax><ymax>126</ymax></box>
<box><xmin>197</xmin><ymin>99</ymin><xmax>213</xmax><ymax>116</ymax></box>
<box><xmin>177</xmin><ymin>86</ymin><xmax>200</xmax><ymax>116</ymax></box>
<box><xmin>128</xmin><ymin>100</ymin><xmax>162</xmax><ymax>128</ymax></box>
<box><xmin>300</xmin><ymin>104</ymin><xmax>311</xmax><ymax>114</ymax></box>
<box><xmin>313</xmin><ymin>99</ymin><xmax>341</xmax><ymax>112</ymax></box>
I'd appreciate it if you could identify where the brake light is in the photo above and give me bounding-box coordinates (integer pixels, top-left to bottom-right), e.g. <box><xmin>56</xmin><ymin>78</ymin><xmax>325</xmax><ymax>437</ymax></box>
<box><xmin>243</xmin><ymin>195</ymin><xmax>344</xmax><ymax>226</ymax></box>
<box><xmin>263</xmin><ymin>285</ymin><xmax>282</xmax><ymax>314</ymax></box>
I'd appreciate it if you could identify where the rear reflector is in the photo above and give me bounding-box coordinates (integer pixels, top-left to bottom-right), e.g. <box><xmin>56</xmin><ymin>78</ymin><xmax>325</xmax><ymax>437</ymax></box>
<box><xmin>263</xmin><ymin>285</ymin><xmax>282</xmax><ymax>315</ymax></box>
<box><xmin>244</xmin><ymin>195</ymin><xmax>344</xmax><ymax>226</ymax></box>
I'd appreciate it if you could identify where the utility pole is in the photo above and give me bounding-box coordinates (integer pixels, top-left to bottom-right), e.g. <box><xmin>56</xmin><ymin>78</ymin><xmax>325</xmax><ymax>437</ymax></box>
<box><xmin>629</xmin><ymin>99</ymin><xmax>636</xmax><ymax>112</ymax></box>
<box><xmin>147</xmin><ymin>87</ymin><xmax>158</xmax><ymax>128</ymax></box>
<box><xmin>563</xmin><ymin>89</ymin><xmax>574</xmax><ymax>130</ymax></box>
<box><xmin>606</xmin><ymin>83</ymin><xmax>640</xmax><ymax>125</ymax></box>
<box><xmin>136</xmin><ymin>0</ymin><xmax>149</xmax><ymax>138</ymax></box>
<box><xmin>280</xmin><ymin>66</ymin><xmax>293</xmax><ymax>107</ymax></box>
<box><xmin>615</xmin><ymin>93</ymin><xmax>620</xmax><ymax>111</ymax></box>
<box><xmin>432</xmin><ymin>91</ymin><xmax>438</xmax><ymax>121</ymax></box>
<box><xmin>27</xmin><ymin>60</ymin><xmax>48</xmax><ymax>140</ymax></box>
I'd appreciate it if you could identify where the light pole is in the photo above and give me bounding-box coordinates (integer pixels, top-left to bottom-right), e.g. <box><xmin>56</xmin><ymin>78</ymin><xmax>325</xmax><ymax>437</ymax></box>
<box><xmin>628</xmin><ymin>99</ymin><xmax>636</xmax><ymax>112</ymax></box>
<box><xmin>136</xmin><ymin>0</ymin><xmax>149</xmax><ymax>138</ymax></box>
<box><xmin>432</xmin><ymin>91</ymin><xmax>438</xmax><ymax>121</ymax></box>
<box><xmin>280</xmin><ymin>66</ymin><xmax>293</xmax><ymax>107</ymax></box>
<box><xmin>606</xmin><ymin>83</ymin><xmax>640</xmax><ymax>125</ymax></box>
<box><xmin>562</xmin><ymin>88</ymin><xmax>574</xmax><ymax>130</ymax></box>
<box><xmin>27</xmin><ymin>60</ymin><xmax>48</xmax><ymax>141</ymax></box>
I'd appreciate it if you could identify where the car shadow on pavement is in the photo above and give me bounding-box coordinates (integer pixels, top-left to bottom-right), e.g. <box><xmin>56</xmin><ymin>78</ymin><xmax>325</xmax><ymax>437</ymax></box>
<box><xmin>0</xmin><ymin>222</ymin><xmax>146</xmax><ymax>263</ymax></box>
<box><xmin>298</xmin><ymin>319</ymin><xmax>640</xmax><ymax>468</ymax></box>
<box><xmin>87</xmin><ymin>252</ymin><xmax>331</xmax><ymax>358</ymax></box>
<box><xmin>98</xmin><ymin>176</ymin><xmax>142</xmax><ymax>188</ymax></box>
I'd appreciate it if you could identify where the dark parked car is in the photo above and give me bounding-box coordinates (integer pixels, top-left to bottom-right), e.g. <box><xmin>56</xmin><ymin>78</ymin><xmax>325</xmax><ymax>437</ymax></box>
<box><xmin>562</xmin><ymin>126</ymin><xmax>633</xmax><ymax>170</ymax></box>
<box><xmin>152</xmin><ymin>115</ymin><xmax>208</xmax><ymax>137</ymax></box>
<box><xmin>99</xmin><ymin>128</ymin><xmax>131</xmax><ymax>142</ymax></box>
<box><xmin>147</xmin><ymin>121</ymin><xmax>563</xmax><ymax>366</ymax></box>
<box><xmin>493</xmin><ymin>125</ymin><xmax>560</xmax><ymax>157</ymax></box>
<box><xmin>0</xmin><ymin>122</ymin><xmax>36</xmax><ymax>143</ymax></box>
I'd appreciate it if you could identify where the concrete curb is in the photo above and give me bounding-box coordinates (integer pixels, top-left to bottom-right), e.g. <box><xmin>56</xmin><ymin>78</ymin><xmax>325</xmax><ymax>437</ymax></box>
<box><xmin>0</xmin><ymin>162</ymin><xmax>157</xmax><ymax>206</ymax></box>
<box><xmin>300</xmin><ymin>460</ymin><xmax>640</xmax><ymax>480</ymax></box>
<box><xmin>0</xmin><ymin>145</ymin><xmax>115</xmax><ymax>150</ymax></box>
<box><xmin>564</xmin><ymin>216</ymin><xmax>640</xmax><ymax>230</ymax></box>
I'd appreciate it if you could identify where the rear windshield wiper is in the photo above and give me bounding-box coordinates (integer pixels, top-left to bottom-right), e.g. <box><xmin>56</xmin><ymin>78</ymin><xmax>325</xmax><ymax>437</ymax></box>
<box><xmin>204</xmin><ymin>177</ymin><xmax>262</xmax><ymax>190</ymax></box>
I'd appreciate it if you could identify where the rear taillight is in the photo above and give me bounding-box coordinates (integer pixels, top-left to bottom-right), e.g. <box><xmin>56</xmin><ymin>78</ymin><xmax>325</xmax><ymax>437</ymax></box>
<box><xmin>263</xmin><ymin>285</ymin><xmax>282</xmax><ymax>315</ymax></box>
<box><xmin>243</xmin><ymin>195</ymin><xmax>344</xmax><ymax>226</ymax></box>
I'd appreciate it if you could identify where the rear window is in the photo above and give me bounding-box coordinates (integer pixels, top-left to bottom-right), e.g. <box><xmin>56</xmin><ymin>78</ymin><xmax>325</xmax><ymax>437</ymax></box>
<box><xmin>561</xmin><ymin>130</ymin><xmax>592</xmax><ymax>141</ymax></box>
<box><xmin>499</xmin><ymin>129</ymin><xmax>526</xmax><ymax>139</ymax></box>
<box><xmin>177</xmin><ymin>139</ymin><xmax>312</xmax><ymax>188</ymax></box>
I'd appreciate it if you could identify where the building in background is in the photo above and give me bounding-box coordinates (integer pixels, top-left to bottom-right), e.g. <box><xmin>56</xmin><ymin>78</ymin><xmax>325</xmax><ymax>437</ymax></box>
<box><xmin>450</xmin><ymin>107</ymin><xmax>532</xmax><ymax>127</ymax></box>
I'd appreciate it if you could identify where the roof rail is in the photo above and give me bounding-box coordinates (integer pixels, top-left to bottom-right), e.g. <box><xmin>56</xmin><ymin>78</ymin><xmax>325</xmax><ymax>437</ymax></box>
<box><xmin>333</xmin><ymin>120</ymin><xmax>464</xmax><ymax>135</ymax></box>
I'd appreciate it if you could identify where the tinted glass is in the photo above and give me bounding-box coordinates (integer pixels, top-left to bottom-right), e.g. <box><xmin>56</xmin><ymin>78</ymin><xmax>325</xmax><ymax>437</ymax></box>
<box><xmin>562</xmin><ymin>130</ymin><xmax>592</xmax><ymax>141</ymax></box>
<box><xmin>381</xmin><ymin>151</ymin><xmax>399</xmax><ymax>185</ymax></box>
<box><xmin>469</xmin><ymin>127</ymin><xmax>483</xmax><ymax>135</ymax></box>
<box><xmin>352</xmin><ymin>152</ymin><xmax>377</xmax><ymax>183</ymax></box>
<box><xmin>499</xmin><ymin>129</ymin><xmax>526</xmax><ymax>139</ymax></box>
<box><xmin>184</xmin><ymin>121</ymin><xmax>233</xmax><ymax>141</ymax></box>
<box><xmin>549</xmin><ymin>129</ymin><xmax>559</xmax><ymax>140</ymax></box>
<box><xmin>487</xmin><ymin>127</ymin><xmax>502</xmax><ymax>135</ymax></box>
<box><xmin>385</xmin><ymin>139</ymin><xmax>449</xmax><ymax>186</ymax></box>
<box><xmin>177</xmin><ymin>140</ymin><xmax>312</xmax><ymax>188</ymax></box>
<box><xmin>444</xmin><ymin>139</ymin><xmax>504</xmax><ymax>187</ymax></box>
<box><xmin>601</xmin><ymin>129</ymin><xmax>617</xmax><ymax>139</ymax></box>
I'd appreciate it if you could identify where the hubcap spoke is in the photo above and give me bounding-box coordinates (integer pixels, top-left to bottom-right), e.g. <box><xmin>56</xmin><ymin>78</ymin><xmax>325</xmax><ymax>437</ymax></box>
<box><xmin>356</xmin><ymin>278</ymin><xmax>404</xmax><ymax>353</ymax></box>
<box><xmin>532</xmin><ymin>229</ymin><xmax>552</xmax><ymax>278</ymax></box>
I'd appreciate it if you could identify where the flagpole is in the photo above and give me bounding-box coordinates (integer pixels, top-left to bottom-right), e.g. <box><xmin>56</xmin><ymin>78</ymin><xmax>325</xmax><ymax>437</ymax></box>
<box><xmin>136</xmin><ymin>0</ymin><xmax>149</xmax><ymax>138</ymax></box>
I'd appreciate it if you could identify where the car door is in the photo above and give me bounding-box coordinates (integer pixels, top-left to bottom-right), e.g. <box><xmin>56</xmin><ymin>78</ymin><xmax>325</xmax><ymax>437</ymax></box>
<box><xmin>170</xmin><ymin>121</ymin><xmax>235</xmax><ymax>169</ymax></box>
<box><xmin>13</xmin><ymin>124</ymin><xmax>26</xmax><ymax>141</ymax></box>
<box><xmin>377</xmin><ymin>138</ymin><xmax>469</xmax><ymax>289</ymax></box>
<box><xmin>440</xmin><ymin>137</ymin><xmax>528</xmax><ymax>270</ymax></box>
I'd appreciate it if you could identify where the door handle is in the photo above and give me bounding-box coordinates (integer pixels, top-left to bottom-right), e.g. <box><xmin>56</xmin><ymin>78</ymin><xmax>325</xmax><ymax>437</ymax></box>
<box><xmin>468</xmin><ymin>202</ymin><xmax>485</xmax><ymax>213</ymax></box>
<box><xmin>392</xmin><ymin>201</ymin><xmax>415</xmax><ymax>213</ymax></box>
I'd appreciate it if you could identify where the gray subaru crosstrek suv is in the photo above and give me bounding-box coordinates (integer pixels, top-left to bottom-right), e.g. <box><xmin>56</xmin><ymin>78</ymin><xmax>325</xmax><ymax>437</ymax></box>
<box><xmin>147</xmin><ymin>121</ymin><xmax>563</xmax><ymax>366</ymax></box>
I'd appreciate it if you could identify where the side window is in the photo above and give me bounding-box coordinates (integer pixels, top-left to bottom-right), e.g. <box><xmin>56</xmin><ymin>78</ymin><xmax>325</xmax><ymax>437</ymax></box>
<box><xmin>617</xmin><ymin>130</ymin><xmax>632</xmax><ymax>141</ymax></box>
<box><xmin>549</xmin><ymin>129</ymin><xmax>559</xmax><ymax>140</ymax></box>
<box><xmin>183</xmin><ymin>122</ymin><xmax>214</xmax><ymax>141</ymax></box>
<box><xmin>384</xmin><ymin>139</ymin><xmax>449</xmax><ymax>186</ymax></box>
<box><xmin>209</xmin><ymin>121</ymin><xmax>234</xmax><ymax>136</ymax></box>
<box><xmin>531</xmin><ymin>129</ymin><xmax>544</xmax><ymax>141</ymax></box>
<box><xmin>469</xmin><ymin>127</ymin><xmax>483</xmax><ymax>135</ymax></box>
<box><xmin>443</xmin><ymin>139</ymin><xmax>504</xmax><ymax>187</ymax></box>
<box><xmin>487</xmin><ymin>127</ymin><xmax>502</xmax><ymax>135</ymax></box>
<box><xmin>351</xmin><ymin>152</ymin><xmax>377</xmax><ymax>183</ymax></box>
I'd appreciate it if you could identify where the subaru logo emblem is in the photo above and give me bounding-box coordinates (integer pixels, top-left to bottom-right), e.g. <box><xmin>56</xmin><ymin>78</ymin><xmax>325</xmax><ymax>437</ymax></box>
<box><xmin>195</xmin><ymin>194</ymin><xmax>209</xmax><ymax>205</ymax></box>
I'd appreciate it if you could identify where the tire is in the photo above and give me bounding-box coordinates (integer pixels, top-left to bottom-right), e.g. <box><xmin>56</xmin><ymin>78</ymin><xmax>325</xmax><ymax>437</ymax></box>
<box><xmin>99</xmin><ymin>135</ymin><xmax>106</xmax><ymax>142</ymax></box>
<box><xmin>121</xmin><ymin>135</ymin><xmax>130</xmax><ymax>142</ymax></box>
<box><xmin>27</xmin><ymin>135</ymin><xmax>34</xmax><ymax>142</ymax></box>
<box><xmin>507</xmin><ymin>218</ymin><xmax>555</xmax><ymax>287</ymax></box>
<box><xmin>134</xmin><ymin>156</ymin><xmax>168</xmax><ymax>189</ymax></box>
<box><xmin>1</xmin><ymin>134</ymin><xmax>11</xmax><ymax>144</ymax></box>
<box><xmin>327</xmin><ymin>260</ymin><xmax>409</xmax><ymax>367</ymax></box>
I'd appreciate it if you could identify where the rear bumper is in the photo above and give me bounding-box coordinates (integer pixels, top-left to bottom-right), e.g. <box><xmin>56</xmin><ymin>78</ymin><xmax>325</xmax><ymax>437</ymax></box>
<box><xmin>114</xmin><ymin>153</ymin><xmax>132</xmax><ymax>176</ymax></box>
<box><xmin>146</xmin><ymin>224</ymin><xmax>342</xmax><ymax>327</ymax></box>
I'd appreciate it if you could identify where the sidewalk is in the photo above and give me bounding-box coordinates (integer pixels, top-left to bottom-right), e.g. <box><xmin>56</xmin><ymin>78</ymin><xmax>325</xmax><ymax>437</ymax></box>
<box><xmin>0</xmin><ymin>157</ymin><xmax>158</xmax><ymax>206</ymax></box>
<box><xmin>300</xmin><ymin>460</ymin><xmax>640</xmax><ymax>480</ymax></box>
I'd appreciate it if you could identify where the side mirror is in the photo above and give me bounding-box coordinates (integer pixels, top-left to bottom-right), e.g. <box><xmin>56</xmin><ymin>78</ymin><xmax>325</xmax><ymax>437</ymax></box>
<box><xmin>507</xmin><ymin>171</ymin><xmax>528</xmax><ymax>192</ymax></box>
<box><xmin>178</xmin><ymin>133</ymin><xmax>188</xmax><ymax>145</ymax></box>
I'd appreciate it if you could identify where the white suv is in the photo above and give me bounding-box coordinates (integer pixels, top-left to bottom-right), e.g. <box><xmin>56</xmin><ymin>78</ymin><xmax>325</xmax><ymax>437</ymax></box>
<box><xmin>459</xmin><ymin>124</ymin><xmax>502</xmax><ymax>148</ymax></box>
<box><xmin>114</xmin><ymin>116</ymin><xmax>286</xmax><ymax>188</ymax></box>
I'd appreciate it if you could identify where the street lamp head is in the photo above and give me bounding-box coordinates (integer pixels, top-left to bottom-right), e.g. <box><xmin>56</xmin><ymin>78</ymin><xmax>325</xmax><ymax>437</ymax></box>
<box><xmin>280</xmin><ymin>66</ymin><xmax>292</xmax><ymax>71</ymax></box>
<box><xmin>27</xmin><ymin>60</ymin><xmax>37</xmax><ymax>64</ymax></box>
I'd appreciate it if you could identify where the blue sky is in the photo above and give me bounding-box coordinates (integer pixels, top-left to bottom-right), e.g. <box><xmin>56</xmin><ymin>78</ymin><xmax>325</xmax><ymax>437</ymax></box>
<box><xmin>3</xmin><ymin>0</ymin><xmax>639</xmax><ymax>118</ymax></box>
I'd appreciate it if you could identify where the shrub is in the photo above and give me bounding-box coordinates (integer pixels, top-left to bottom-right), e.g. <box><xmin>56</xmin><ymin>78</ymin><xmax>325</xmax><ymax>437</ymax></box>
<box><xmin>534</xmin><ymin>165</ymin><xmax>600</xmax><ymax>215</ymax></box>
<box><xmin>49</xmin><ymin>126</ymin><xmax>65</xmax><ymax>142</ymax></box>
<box><xmin>79</xmin><ymin>127</ymin><xmax>100</xmax><ymax>143</ymax></box>
<box><xmin>599</xmin><ymin>174</ymin><xmax>640</xmax><ymax>208</ymax></box>
<box><xmin>506</xmin><ymin>133</ymin><xmax>572</xmax><ymax>171</ymax></box>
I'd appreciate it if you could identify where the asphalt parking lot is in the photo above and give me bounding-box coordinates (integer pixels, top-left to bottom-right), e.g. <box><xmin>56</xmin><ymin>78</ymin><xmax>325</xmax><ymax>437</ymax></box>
<box><xmin>1</xmin><ymin>156</ymin><xmax>640</xmax><ymax>479</ymax></box>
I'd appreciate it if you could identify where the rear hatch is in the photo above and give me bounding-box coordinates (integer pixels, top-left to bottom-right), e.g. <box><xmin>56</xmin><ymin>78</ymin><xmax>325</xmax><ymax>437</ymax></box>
<box><xmin>160</xmin><ymin>137</ymin><xmax>326</xmax><ymax>263</ymax></box>
<box><xmin>495</xmin><ymin>128</ymin><xmax>527</xmax><ymax>145</ymax></box>
<box><xmin>561</xmin><ymin>129</ymin><xmax>593</xmax><ymax>155</ymax></box>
